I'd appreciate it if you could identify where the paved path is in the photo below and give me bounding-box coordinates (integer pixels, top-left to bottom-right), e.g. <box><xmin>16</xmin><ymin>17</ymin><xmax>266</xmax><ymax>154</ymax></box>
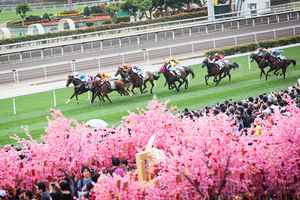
<box><xmin>1</xmin><ymin>20</ymin><xmax>299</xmax><ymax>71</ymax></box>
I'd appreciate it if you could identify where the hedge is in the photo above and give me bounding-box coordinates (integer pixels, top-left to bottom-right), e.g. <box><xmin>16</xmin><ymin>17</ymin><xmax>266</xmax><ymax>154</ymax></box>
<box><xmin>0</xmin><ymin>10</ymin><xmax>207</xmax><ymax>45</ymax></box>
<box><xmin>205</xmin><ymin>35</ymin><xmax>300</xmax><ymax>56</ymax></box>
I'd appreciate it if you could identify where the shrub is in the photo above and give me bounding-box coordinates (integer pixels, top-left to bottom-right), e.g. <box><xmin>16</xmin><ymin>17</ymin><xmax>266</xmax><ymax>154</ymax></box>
<box><xmin>86</xmin><ymin>22</ymin><xmax>94</xmax><ymax>27</ymax></box>
<box><xmin>57</xmin><ymin>10</ymin><xmax>81</xmax><ymax>17</ymax></box>
<box><xmin>83</xmin><ymin>6</ymin><xmax>91</xmax><ymax>17</ymax></box>
<box><xmin>102</xmin><ymin>19</ymin><xmax>112</xmax><ymax>25</ymax></box>
<box><xmin>90</xmin><ymin>5</ymin><xmax>106</xmax><ymax>14</ymax></box>
<box><xmin>42</xmin><ymin>13</ymin><xmax>51</xmax><ymax>21</ymax></box>
<box><xmin>25</xmin><ymin>15</ymin><xmax>42</xmax><ymax>22</ymax></box>
<box><xmin>114</xmin><ymin>16</ymin><xmax>130</xmax><ymax>23</ymax></box>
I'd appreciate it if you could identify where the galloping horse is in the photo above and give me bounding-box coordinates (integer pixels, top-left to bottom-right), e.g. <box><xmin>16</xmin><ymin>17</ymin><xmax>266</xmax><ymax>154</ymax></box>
<box><xmin>202</xmin><ymin>58</ymin><xmax>239</xmax><ymax>86</ymax></box>
<box><xmin>264</xmin><ymin>53</ymin><xmax>296</xmax><ymax>80</ymax></box>
<box><xmin>115</xmin><ymin>66</ymin><xmax>160</xmax><ymax>94</ymax></box>
<box><xmin>91</xmin><ymin>79</ymin><xmax>129</xmax><ymax>104</ymax></box>
<box><xmin>159</xmin><ymin>64</ymin><xmax>195</xmax><ymax>92</ymax></box>
<box><xmin>66</xmin><ymin>75</ymin><xmax>93</xmax><ymax>104</ymax></box>
<box><xmin>250</xmin><ymin>53</ymin><xmax>271</xmax><ymax>80</ymax></box>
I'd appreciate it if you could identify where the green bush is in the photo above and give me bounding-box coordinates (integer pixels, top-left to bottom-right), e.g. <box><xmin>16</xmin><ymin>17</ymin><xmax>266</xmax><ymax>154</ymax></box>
<box><xmin>205</xmin><ymin>36</ymin><xmax>300</xmax><ymax>56</ymax></box>
<box><xmin>114</xmin><ymin>16</ymin><xmax>130</xmax><ymax>23</ymax></box>
<box><xmin>102</xmin><ymin>19</ymin><xmax>112</xmax><ymax>24</ymax></box>
<box><xmin>90</xmin><ymin>6</ymin><xmax>106</xmax><ymax>14</ymax></box>
<box><xmin>25</xmin><ymin>15</ymin><xmax>42</xmax><ymax>22</ymax></box>
<box><xmin>86</xmin><ymin>22</ymin><xmax>94</xmax><ymax>27</ymax></box>
<box><xmin>83</xmin><ymin>6</ymin><xmax>91</xmax><ymax>17</ymax></box>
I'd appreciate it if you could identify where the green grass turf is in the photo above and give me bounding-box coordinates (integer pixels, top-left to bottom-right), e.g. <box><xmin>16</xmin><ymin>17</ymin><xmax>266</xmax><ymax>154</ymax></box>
<box><xmin>0</xmin><ymin>5</ymin><xmax>86</xmax><ymax>24</ymax></box>
<box><xmin>0</xmin><ymin>46</ymin><xmax>300</xmax><ymax>145</ymax></box>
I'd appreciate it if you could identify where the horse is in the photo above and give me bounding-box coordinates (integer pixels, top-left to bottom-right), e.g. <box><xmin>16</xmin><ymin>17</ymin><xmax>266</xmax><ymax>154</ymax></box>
<box><xmin>264</xmin><ymin>53</ymin><xmax>296</xmax><ymax>80</ymax></box>
<box><xmin>250</xmin><ymin>53</ymin><xmax>272</xmax><ymax>80</ymax></box>
<box><xmin>159</xmin><ymin>64</ymin><xmax>195</xmax><ymax>92</ymax></box>
<box><xmin>115</xmin><ymin>66</ymin><xmax>160</xmax><ymax>94</ymax></box>
<box><xmin>201</xmin><ymin>58</ymin><xmax>239</xmax><ymax>86</ymax></box>
<box><xmin>66</xmin><ymin>75</ymin><xmax>93</xmax><ymax>104</ymax></box>
<box><xmin>90</xmin><ymin>79</ymin><xmax>129</xmax><ymax>104</ymax></box>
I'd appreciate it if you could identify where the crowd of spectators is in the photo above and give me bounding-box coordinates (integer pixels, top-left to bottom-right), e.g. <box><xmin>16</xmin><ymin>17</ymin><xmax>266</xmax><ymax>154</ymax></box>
<box><xmin>182</xmin><ymin>80</ymin><xmax>300</xmax><ymax>135</ymax></box>
<box><xmin>0</xmin><ymin>157</ymin><xmax>129</xmax><ymax>200</ymax></box>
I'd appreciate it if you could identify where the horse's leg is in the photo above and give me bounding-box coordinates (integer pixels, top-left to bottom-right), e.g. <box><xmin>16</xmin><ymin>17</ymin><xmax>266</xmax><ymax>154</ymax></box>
<box><xmin>105</xmin><ymin>94</ymin><xmax>112</xmax><ymax>103</ymax></box>
<box><xmin>228</xmin><ymin>72</ymin><xmax>231</xmax><ymax>82</ymax></box>
<box><xmin>149</xmin><ymin>80</ymin><xmax>154</xmax><ymax>94</ymax></box>
<box><xmin>205</xmin><ymin>75</ymin><xmax>209</xmax><ymax>86</ymax></box>
<box><xmin>177</xmin><ymin>80</ymin><xmax>184</xmax><ymax>91</ymax></box>
<box><xmin>282</xmin><ymin>67</ymin><xmax>287</xmax><ymax>79</ymax></box>
<box><xmin>66</xmin><ymin>91</ymin><xmax>76</xmax><ymax>104</ymax></box>
<box><xmin>260</xmin><ymin>69</ymin><xmax>264</xmax><ymax>80</ymax></box>
<box><xmin>131</xmin><ymin>86</ymin><xmax>136</xmax><ymax>95</ymax></box>
<box><xmin>183</xmin><ymin>78</ymin><xmax>188</xmax><ymax>89</ymax></box>
<box><xmin>265</xmin><ymin>68</ymin><xmax>273</xmax><ymax>80</ymax></box>
<box><xmin>91</xmin><ymin>91</ymin><xmax>96</xmax><ymax>104</ymax></box>
<box><xmin>75</xmin><ymin>94</ymin><xmax>79</xmax><ymax>104</ymax></box>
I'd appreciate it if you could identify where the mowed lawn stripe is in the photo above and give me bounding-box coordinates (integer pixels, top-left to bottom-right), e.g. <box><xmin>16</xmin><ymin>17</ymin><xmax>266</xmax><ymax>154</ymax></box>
<box><xmin>0</xmin><ymin>47</ymin><xmax>299</xmax><ymax>145</ymax></box>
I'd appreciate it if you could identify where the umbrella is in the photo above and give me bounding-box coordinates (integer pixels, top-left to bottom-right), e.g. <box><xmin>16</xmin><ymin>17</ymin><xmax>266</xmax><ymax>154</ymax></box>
<box><xmin>86</xmin><ymin>119</ymin><xmax>108</xmax><ymax>129</ymax></box>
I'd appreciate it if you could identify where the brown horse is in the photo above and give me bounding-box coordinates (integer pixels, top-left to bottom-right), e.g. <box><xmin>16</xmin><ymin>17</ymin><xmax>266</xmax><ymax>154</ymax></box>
<box><xmin>91</xmin><ymin>79</ymin><xmax>129</xmax><ymax>104</ymax></box>
<box><xmin>250</xmin><ymin>53</ymin><xmax>272</xmax><ymax>80</ymax></box>
<box><xmin>202</xmin><ymin>58</ymin><xmax>239</xmax><ymax>86</ymax></box>
<box><xmin>264</xmin><ymin>53</ymin><xmax>296</xmax><ymax>80</ymax></box>
<box><xmin>115</xmin><ymin>66</ymin><xmax>160</xmax><ymax>94</ymax></box>
<box><xmin>159</xmin><ymin>64</ymin><xmax>195</xmax><ymax>92</ymax></box>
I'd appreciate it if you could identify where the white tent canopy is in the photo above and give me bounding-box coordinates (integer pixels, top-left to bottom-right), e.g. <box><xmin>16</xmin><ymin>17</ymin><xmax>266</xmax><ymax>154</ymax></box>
<box><xmin>85</xmin><ymin>119</ymin><xmax>108</xmax><ymax>129</ymax></box>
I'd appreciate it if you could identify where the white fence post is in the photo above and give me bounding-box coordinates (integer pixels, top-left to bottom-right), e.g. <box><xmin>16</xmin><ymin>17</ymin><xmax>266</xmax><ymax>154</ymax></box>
<box><xmin>71</xmin><ymin>59</ymin><xmax>76</xmax><ymax>72</ymax></box>
<box><xmin>169</xmin><ymin>48</ymin><xmax>172</xmax><ymax>57</ymax></box>
<box><xmin>98</xmin><ymin>57</ymin><xmax>101</xmax><ymax>72</ymax></box>
<box><xmin>53</xmin><ymin>90</ymin><xmax>57</xmax><ymax>107</ymax></box>
<box><xmin>192</xmin><ymin>43</ymin><xmax>195</xmax><ymax>55</ymax></box>
<box><xmin>273</xmin><ymin>30</ymin><xmax>277</xmax><ymax>39</ymax></box>
<box><xmin>88</xmin><ymin>92</ymin><xmax>91</xmax><ymax>103</ymax></box>
<box><xmin>248</xmin><ymin>55</ymin><xmax>251</xmax><ymax>71</ymax></box>
<box><xmin>12</xmin><ymin>98</ymin><xmax>16</xmax><ymax>115</ymax></box>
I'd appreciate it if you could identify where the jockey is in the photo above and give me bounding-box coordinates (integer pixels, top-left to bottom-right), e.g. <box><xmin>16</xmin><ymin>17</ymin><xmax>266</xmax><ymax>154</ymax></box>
<box><xmin>271</xmin><ymin>48</ymin><xmax>285</xmax><ymax>60</ymax></box>
<box><xmin>212</xmin><ymin>53</ymin><xmax>226</xmax><ymax>70</ymax></box>
<box><xmin>74</xmin><ymin>72</ymin><xmax>92</xmax><ymax>89</ymax></box>
<box><xmin>122</xmin><ymin>64</ymin><xmax>132</xmax><ymax>72</ymax></box>
<box><xmin>132</xmin><ymin>65</ymin><xmax>144</xmax><ymax>79</ymax></box>
<box><xmin>74</xmin><ymin>72</ymin><xmax>91</xmax><ymax>83</ymax></box>
<box><xmin>99</xmin><ymin>72</ymin><xmax>111</xmax><ymax>82</ymax></box>
<box><xmin>166</xmin><ymin>57</ymin><xmax>180</xmax><ymax>76</ymax></box>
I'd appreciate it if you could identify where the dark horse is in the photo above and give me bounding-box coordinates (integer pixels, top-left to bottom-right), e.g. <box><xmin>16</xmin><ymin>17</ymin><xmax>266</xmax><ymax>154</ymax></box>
<box><xmin>91</xmin><ymin>79</ymin><xmax>129</xmax><ymax>104</ymax></box>
<box><xmin>159</xmin><ymin>64</ymin><xmax>195</xmax><ymax>92</ymax></box>
<box><xmin>250</xmin><ymin>53</ymin><xmax>272</xmax><ymax>80</ymax></box>
<box><xmin>202</xmin><ymin>58</ymin><xmax>239</xmax><ymax>86</ymax></box>
<box><xmin>264</xmin><ymin>53</ymin><xmax>296</xmax><ymax>80</ymax></box>
<box><xmin>115</xmin><ymin>66</ymin><xmax>160</xmax><ymax>94</ymax></box>
<box><xmin>66</xmin><ymin>75</ymin><xmax>93</xmax><ymax>104</ymax></box>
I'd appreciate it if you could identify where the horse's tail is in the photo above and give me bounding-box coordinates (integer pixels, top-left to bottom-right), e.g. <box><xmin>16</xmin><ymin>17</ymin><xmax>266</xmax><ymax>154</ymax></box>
<box><xmin>185</xmin><ymin>67</ymin><xmax>195</xmax><ymax>79</ymax></box>
<box><xmin>291</xmin><ymin>59</ymin><xmax>296</xmax><ymax>66</ymax></box>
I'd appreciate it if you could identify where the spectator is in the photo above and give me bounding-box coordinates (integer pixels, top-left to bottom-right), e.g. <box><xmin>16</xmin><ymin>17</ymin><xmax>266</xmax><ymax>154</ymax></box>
<box><xmin>76</xmin><ymin>167</ymin><xmax>95</xmax><ymax>199</ymax></box>
<box><xmin>59</xmin><ymin>180</ymin><xmax>73</xmax><ymax>200</ymax></box>
<box><xmin>36</xmin><ymin>182</ymin><xmax>51</xmax><ymax>200</ymax></box>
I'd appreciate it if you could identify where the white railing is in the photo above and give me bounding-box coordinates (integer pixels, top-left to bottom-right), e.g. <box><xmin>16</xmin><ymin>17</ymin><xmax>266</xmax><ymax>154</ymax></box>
<box><xmin>1</xmin><ymin>24</ymin><xmax>299</xmax><ymax>85</ymax></box>
<box><xmin>1</xmin><ymin>1</ymin><xmax>299</xmax><ymax>53</ymax></box>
